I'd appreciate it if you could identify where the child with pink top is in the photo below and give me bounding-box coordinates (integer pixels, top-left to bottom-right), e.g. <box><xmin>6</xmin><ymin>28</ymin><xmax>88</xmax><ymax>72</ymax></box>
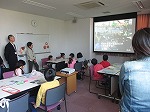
<box><xmin>68</xmin><ymin>53</ymin><xmax>76</xmax><ymax>68</ymax></box>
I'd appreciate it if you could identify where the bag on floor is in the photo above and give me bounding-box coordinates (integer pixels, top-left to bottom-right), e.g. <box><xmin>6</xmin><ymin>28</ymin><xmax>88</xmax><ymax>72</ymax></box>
<box><xmin>76</xmin><ymin>71</ymin><xmax>84</xmax><ymax>80</ymax></box>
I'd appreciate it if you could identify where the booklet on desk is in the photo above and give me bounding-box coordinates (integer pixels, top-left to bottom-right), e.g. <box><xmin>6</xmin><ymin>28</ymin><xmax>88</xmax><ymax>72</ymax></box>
<box><xmin>2</xmin><ymin>87</ymin><xmax>20</xmax><ymax>94</ymax></box>
<box><xmin>60</xmin><ymin>68</ymin><xmax>75</xmax><ymax>74</ymax></box>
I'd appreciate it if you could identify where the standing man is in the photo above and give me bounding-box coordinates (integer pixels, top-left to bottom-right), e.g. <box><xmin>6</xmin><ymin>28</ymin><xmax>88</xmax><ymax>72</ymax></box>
<box><xmin>4</xmin><ymin>35</ymin><xmax>18</xmax><ymax>71</ymax></box>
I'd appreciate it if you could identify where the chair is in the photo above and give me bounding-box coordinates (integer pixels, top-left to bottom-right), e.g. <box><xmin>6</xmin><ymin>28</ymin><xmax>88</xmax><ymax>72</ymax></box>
<box><xmin>55</xmin><ymin>61</ymin><xmax>66</xmax><ymax>72</ymax></box>
<box><xmin>89</xmin><ymin>65</ymin><xmax>108</xmax><ymax>95</ymax></box>
<box><xmin>41</xmin><ymin>58</ymin><xmax>49</xmax><ymax>73</ymax></box>
<box><xmin>3</xmin><ymin>71</ymin><xmax>14</xmax><ymax>79</ymax></box>
<box><xmin>41</xmin><ymin>58</ymin><xmax>49</xmax><ymax>69</ymax></box>
<box><xmin>74</xmin><ymin>62</ymin><xmax>85</xmax><ymax>80</ymax></box>
<box><xmin>32</xmin><ymin>83</ymin><xmax>67</xmax><ymax>112</ymax></box>
<box><xmin>0</xmin><ymin>93</ymin><xmax>29</xmax><ymax>112</ymax></box>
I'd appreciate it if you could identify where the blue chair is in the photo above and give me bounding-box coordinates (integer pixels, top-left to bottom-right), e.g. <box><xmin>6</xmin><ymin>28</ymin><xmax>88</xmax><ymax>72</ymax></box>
<box><xmin>0</xmin><ymin>93</ymin><xmax>29</xmax><ymax>112</ymax></box>
<box><xmin>74</xmin><ymin>62</ymin><xmax>85</xmax><ymax>80</ymax></box>
<box><xmin>32</xmin><ymin>83</ymin><xmax>67</xmax><ymax>112</ymax></box>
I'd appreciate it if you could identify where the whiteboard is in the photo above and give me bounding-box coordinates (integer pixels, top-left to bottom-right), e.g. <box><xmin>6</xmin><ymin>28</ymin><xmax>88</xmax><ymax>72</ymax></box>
<box><xmin>16</xmin><ymin>33</ymin><xmax>50</xmax><ymax>55</ymax></box>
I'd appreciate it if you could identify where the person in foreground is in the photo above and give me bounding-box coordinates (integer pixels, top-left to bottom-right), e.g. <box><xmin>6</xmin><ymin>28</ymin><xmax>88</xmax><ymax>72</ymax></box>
<box><xmin>14</xmin><ymin>60</ymin><xmax>26</xmax><ymax>76</ymax></box>
<box><xmin>29</xmin><ymin>68</ymin><xmax>59</xmax><ymax>112</ymax></box>
<box><xmin>119</xmin><ymin>28</ymin><xmax>150</xmax><ymax>112</ymax></box>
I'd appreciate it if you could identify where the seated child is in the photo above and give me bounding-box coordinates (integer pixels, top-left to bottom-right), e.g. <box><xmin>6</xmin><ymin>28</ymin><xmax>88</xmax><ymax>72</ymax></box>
<box><xmin>29</xmin><ymin>68</ymin><xmax>60</xmax><ymax>112</ymax></box>
<box><xmin>14</xmin><ymin>60</ymin><xmax>26</xmax><ymax>76</ymax></box>
<box><xmin>91</xmin><ymin>58</ymin><xmax>104</xmax><ymax>80</ymax></box>
<box><xmin>100</xmin><ymin>54</ymin><xmax>110</xmax><ymax>68</ymax></box>
<box><xmin>48</xmin><ymin>55</ymin><xmax>53</xmax><ymax>61</ymax></box>
<box><xmin>77</xmin><ymin>52</ymin><xmax>85</xmax><ymax>62</ymax></box>
<box><xmin>47</xmin><ymin>55</ymin><xmax>53</xmax><ymax>68</ymax></box>
<box><xmin>56</xmin><ymin>53</ymin><xmax>65</xmax><ymax>59</ymax></box>
<box><xmin>68</xmin><ymin>53</ymin><xmax>76</xmax><ymax>68</ymax></box>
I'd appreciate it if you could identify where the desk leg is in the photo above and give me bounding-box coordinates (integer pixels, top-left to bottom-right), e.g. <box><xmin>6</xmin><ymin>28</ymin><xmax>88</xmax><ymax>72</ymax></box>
<box><xmin>111</xmin><ymin>76</ymin><xmax>118</xmax><ymax>95</ymax></box>
<box><xmin>67</xmin><ymin>74</ymin><xmax>77</xmax><ymax>95</ymax></box>
<box><xmin>58</xmin><ymin>77</ymin><xmax>66</xmax><ymax>84</ymax></box>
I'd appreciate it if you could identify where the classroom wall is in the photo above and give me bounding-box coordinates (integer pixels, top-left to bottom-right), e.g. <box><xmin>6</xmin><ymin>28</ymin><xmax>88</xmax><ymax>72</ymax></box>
<box><xmin>0</xmin><ymin>8</ymin><xmax>67</xmax><ymax>71</ymax></box>
<box><xmin>0</xmin><ymin>8</ymin><xmax>130</xmax><ymax>72</ymax></box>
<box><xmin>64</xmin><ymin>18</ymin><xmax>91</xmax><ymax>59</ymax></box>
<box><xmin>65</xmin><ymin>18</ymin><xmax>130</xmax><ymax>64</ymax></box>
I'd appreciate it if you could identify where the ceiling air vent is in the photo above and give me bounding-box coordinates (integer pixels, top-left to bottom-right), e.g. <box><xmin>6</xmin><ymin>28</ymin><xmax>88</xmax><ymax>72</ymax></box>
<box><xmin>75</xmin><ymin>1</ymin><xmax>105</xmax><ymax>10</ymax></box>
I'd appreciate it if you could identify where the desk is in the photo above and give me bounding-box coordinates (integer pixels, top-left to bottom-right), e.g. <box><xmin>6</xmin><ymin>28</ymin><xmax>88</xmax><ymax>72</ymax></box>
<box><xmin>97</xmin><ymin>63</ymin><xmax>122</xmax><ymax>99</ymax></box>
<box><xmin>46</xmin><ymin>59</ymin><xmax>68</xmax><ymax>71</ymax></box>
<box><xmin>56</xmin><ymin>72</ymin><xmax>77</xmax><ymax>95</ymax></box>
<box><xmin>0</xmin><ymin>72</ymin><xmax>60</xmax><ymax>99</ymax></box>
<box><xmin>46</xmin><ymin>58</ymin><xmax>68</xmax><ymax>64</ymax></box>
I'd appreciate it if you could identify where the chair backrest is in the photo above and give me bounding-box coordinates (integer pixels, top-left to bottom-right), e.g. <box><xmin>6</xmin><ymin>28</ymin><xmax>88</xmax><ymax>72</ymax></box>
<box><xmin>83</xmin><ymin>60</ymin><xmax>89</xmax><ymax>68</ymax></box>
<box><xmin>74</xmin><ymin>62</ymin><xmax>83</xmax><ymax>71</ymax></box>
<box><xmin>3</xmin><ymin>71</ymin><xmax>14</xmax><ymax>79</ymax></box>
<box><xmin>55</xmin><ymin>61</ymin><xmax>66</xmax><ymax>72</ymax></box>
<box><xmin>45</xmin><ymin>83</ymin><xmax>66</xmax><ymax>106</ymax></box>
<box><xmin>89</xmin><ymin>65</ymin><xmax>94</xmax><ymax>80</ymax></box>
<box><xmin>41</xmin><ymin>58</ymin><xmax>49</xmax><ymax>68</ymax></box>
<box><xmin>0</xmin><ymin>93</ymin><xmax>29</xmax><ymax>112</ymax></box>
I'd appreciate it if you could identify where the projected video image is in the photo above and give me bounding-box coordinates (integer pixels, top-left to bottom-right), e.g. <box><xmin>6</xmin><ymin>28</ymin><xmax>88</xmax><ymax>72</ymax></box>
<box><xmin>94</xmin><ymin>18</ymin><xmax>136</xmax><ymax>53</ymax></box>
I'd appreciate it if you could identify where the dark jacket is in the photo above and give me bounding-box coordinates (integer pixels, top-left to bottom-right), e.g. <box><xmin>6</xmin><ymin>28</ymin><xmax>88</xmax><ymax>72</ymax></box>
<box><xmin>4</xmin><ymin>42</ymin><xmax>18</xmax><ymax>69</ymax></box>
<box><xmin>0</xmin><ymin>56</ymin><xmax>3</xmax><ymax>65</ymax></box>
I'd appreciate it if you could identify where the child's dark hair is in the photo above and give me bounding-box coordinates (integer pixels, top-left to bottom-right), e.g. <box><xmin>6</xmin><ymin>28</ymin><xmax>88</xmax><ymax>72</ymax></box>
<box><xmin>91</xmin><ymin>58</ymin><xmax>98</xmax><ymax>65</ymax></box>
<box><xmin>44</xmin><ymin>68</ymin><xmax>56</xmax><ymax>81</ymax></box>
<box><xmin>103</xmin><ymin>55</ymin><xmax>108</xmax><ymax>61</ymax></box>
<box><xmin>68</xmin><ymin>57</ymin><xmax>73</xmax><ymax>64</ymax></box>
<box><xmin>48</xmin><ymin>55</ymin><xmax>53</xmax><ymax>60</ymax></box>
<box><xmin>27</xmin><ymin>42</ymin><xmax>33</xmax><ymax>47</ymax></box>
<box><xmin>69</xmin><ymin>53</ymin><xmax>74</xmax><ymax>58</ymax></box>
<box><xmin>77</xmin><ymin>52</ymin><xmax>83</xmax><ymax>58</ymax></box>
<box><xmin>16</xmin><ymin>60</ymin><xmax>26</xmax><ymax>69</ymax></box>
<box><xmin>60</xmin><ymin>53</ymin><xmax>65</xmax><ymax>57</ymax></box>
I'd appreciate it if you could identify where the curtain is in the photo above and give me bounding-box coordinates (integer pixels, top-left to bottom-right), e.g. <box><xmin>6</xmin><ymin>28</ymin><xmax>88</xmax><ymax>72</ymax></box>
<box><xmin>137</xmin><ymin>14</ymin><xmax>150</xmax><ymax>31</ymax></box>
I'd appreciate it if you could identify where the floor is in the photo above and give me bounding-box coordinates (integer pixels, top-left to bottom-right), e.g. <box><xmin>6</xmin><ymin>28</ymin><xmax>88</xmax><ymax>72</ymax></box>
<box><xmin>38</xmin><ymin>73</ymin><xmax>120</xmax><ymax>112</ymax></box>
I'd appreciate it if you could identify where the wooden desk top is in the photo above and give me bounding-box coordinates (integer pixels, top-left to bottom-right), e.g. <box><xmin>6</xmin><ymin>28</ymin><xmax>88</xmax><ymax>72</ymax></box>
<box><xmin>56</xmin><ymin>72</ymin><xmax>77</xmax><ymax>77</ymax></box>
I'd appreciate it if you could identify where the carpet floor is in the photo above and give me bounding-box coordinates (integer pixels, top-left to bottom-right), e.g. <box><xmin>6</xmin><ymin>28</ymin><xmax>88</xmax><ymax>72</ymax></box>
<box><xmin>38</xmin><ymin>74</ymin><xmax>119</xmax><ymax>112</ymax></box>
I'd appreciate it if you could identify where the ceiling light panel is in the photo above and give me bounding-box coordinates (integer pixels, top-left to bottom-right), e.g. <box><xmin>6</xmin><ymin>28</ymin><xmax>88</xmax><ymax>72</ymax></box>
<box><xmin>22</xmin><ymin>0</ymin><xmax>56</xmax><ymax>10</ymax></box>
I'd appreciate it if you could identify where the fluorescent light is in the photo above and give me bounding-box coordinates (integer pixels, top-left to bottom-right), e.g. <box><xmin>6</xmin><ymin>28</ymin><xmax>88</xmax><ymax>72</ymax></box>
<box><xmin>22</xmin><ymin>0</ymin><xmax>56</xmax><ymax>10</ymax></box>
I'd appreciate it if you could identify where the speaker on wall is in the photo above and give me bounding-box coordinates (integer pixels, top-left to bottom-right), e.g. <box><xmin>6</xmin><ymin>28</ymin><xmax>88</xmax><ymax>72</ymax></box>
<box><xmin>72</xmin><ymin>17</ymin><xmax>77</xmax><ymax>23</ymax></box>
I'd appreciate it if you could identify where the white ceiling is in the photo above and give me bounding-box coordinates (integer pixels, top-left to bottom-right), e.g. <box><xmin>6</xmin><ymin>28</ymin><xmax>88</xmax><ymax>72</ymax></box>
<box><xmin>0</xmin><ymin>0</ymin><xmax>150</xmax><ymax>20</ymax></box>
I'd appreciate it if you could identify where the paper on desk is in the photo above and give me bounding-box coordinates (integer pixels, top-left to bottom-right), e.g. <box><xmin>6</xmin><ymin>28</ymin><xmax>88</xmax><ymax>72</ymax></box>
<box><xmin>2</xmin><ymin>86</ymin><xmax>20</xmax><ymax>94</ymax></box>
